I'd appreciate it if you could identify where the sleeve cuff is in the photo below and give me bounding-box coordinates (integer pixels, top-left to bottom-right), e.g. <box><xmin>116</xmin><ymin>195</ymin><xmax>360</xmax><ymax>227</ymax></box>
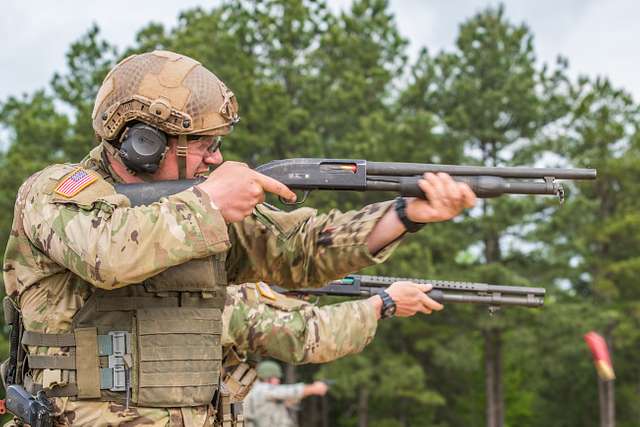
<box><xmin>331</xmin><ymin>200</ymin><xmax>406</xmax><ymax>267</ymax></box>
<box><xmin>357</xmin><ymin>299</ymin><xmax>379</xmax><ymax>346</ymax></box>
<box><xmin>363</xmin><ymin>201</ymin><xmax>406</xmax><ymax>263</ymax></box>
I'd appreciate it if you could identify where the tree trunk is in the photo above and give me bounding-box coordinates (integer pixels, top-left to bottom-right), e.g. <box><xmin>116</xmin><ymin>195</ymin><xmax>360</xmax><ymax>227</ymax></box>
<box><xmin>485</xmin><ymin>329</ymin><xmax>504</xmax><ymax>427</ymax></box>
<box><xmin>358</xmin><ymin>386</ymin><xmax>369</xmax><ymax>427</ymax></box>
<box><xmin>285</xmin><ymin>363</ymin><xmax>297</xmax><ymax>384</ymax></box>
<box><xmin>303</xmin><ymin>393</ymin><xmax>319</xmax><ymax>427</ymax></box>
<box><xmin>285</xmin><ymin>364</ymin><xmax>299</xmax><ymax>426</ymax></box>
<box><xmin>321</xmin><ymin>393</ymin><xmax>329</xmax><ymax>427</ymax></box>
<box><xmin>482</xmin><ymin>142</ymin><xmax>504</xmax><ymax>427</ymax></box>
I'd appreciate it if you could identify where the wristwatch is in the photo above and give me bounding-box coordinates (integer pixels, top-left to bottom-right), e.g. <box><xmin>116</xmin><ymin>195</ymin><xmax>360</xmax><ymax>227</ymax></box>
<box><xmin>394</xmin><ymin>197</ymin><xmax>426</xmax><ymax>233</ymax></box>
<box><xmin>379</xmin><ymin>290</ymin><xmax>397</xmax><ymax>319</ymax></box>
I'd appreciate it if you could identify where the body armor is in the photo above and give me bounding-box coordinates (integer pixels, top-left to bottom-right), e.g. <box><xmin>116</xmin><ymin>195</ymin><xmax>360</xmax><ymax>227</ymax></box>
<box><xmin>17</xmin><ymin>257</ymin><xmax>227</xmax><ymax>408</ymax></box>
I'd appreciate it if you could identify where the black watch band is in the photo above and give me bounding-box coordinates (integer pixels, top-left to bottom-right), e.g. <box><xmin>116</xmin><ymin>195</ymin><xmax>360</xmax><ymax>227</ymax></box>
<box><xmin>379</xmin><ymin>290</ymin><xmax>397</xmax><ymax>319</ymax></box>
<box><xmin>394</xmin><ymin>197</ymin><xmax>426</xmax><ymax>233</ymax></box>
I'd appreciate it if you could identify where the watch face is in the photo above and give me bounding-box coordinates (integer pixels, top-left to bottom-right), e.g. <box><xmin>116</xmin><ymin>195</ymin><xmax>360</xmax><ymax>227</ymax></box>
<box><xmin>380</xmin><ymin>290</ymin><xmax>396</xmax><ymax>319</ymax></box>
<box><xmin>382</xmin><ymin>305</ymin><xmax>396</xmax><ymax>317</ymax></box>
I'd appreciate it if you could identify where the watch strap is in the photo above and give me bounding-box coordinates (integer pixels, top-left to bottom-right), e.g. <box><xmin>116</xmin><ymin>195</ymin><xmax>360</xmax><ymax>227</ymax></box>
<box><xmin>379</xmin><ymin>290</ymin><xmax>396</xmax><ymax>319</ymax></box>
<box><xmin>394</xmin><ymin>197</ymin><xmax>426</xmax><ymax>233</ymax></box>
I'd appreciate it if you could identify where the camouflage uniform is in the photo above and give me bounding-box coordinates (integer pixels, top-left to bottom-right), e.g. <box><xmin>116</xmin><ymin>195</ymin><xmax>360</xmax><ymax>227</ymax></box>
<box><xmin>243</xmin><ymin>382</ymin><xmax>303</xmax><ymax>427</ymax></box>
<box><xmin>222</xmin><ymin>283</ymin><xmax>377</xmax><ymax>364</ymax></box>
<box><xmin>3</xmin><ymin>142</ymin><xmax>398</xmax><ymax>426</ymax></box>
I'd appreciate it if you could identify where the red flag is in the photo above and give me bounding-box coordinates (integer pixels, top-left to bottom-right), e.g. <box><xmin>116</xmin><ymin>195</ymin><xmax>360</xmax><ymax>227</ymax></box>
<box><xmin>584</xmin><ymin>331</ymin><xmax>615</xmax><ymax>381</ymax></box>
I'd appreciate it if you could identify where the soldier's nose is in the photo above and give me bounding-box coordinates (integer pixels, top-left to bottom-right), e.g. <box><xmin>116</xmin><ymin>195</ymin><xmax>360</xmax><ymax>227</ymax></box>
<box><xmin>204</xmin><ymin>150</ymin><xmax>223</xmax><ymax>165</ymax></box>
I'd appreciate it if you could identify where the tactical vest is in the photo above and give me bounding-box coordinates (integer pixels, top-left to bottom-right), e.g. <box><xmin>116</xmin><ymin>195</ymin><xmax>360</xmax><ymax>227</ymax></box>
<box><xmin>19</xmin><ymin>255</ymin><xmax>227</xmax><ymax>408</ymax></box>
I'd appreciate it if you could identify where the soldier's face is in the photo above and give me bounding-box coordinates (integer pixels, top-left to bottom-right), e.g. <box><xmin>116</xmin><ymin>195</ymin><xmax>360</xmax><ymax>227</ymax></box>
<box><xmin>153</xmin><ymin>136</ymin><xmax>223</xmax><ymax>180</ymax></box>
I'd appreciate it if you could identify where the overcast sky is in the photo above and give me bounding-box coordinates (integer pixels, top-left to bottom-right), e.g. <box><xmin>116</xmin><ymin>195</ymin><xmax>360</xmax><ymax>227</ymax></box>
<box><xmin>1</xmin><ymin>0</ymin><xmax>637</xmax><ymax>101</ymax></box>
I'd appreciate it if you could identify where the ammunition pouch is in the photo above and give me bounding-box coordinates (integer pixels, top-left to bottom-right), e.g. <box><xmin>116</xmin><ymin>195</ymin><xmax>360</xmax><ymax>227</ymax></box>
<box><xmin>216</xmin><ymin>348</ymin><xmax>258</xmax><ymax>427</ymax></box>
<box><xmin>216</xmin><ymin>384</ymin><xmax>245</xmax><ymax>427</ymax></box>
<box><xmin>222</xmin><ymin>348</ymin><xmax>257</xmax><ymax>403</ymax></box>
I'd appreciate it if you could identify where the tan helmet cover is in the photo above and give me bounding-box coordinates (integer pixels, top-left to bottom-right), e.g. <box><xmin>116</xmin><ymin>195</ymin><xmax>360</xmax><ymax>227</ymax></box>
<box><xmin>92</xmin><ymin>50</ymin><xmax>239</xmax><ymax>141</ymax></box>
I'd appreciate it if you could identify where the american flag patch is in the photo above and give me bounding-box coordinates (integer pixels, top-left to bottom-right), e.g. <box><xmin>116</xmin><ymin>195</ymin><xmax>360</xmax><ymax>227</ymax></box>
<box><xmin>54</xmin><ymin>168</ymin><xmax>98</xmax><ymax>198</ymax></box>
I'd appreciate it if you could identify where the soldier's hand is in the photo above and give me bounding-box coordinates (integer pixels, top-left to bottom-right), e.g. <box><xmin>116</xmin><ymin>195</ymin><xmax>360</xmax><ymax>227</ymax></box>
<box><xmin>303</xmin><ymin>381</ymin><xmax>329</xmax><ymax>397</ymax></box>
<box><xmin>405</xmin><ymin>172</ymin><xmax>476</xmax><ymax>223</ymax></box>
<box><xmin>196</xmin><ymin>161</ymin><xmax>296</xmax><ymax>223</ymax></box>
<box><xmin>386</xmin><ymin>281</ymin><xmax>444</xmax><ymax>316</ymax></box>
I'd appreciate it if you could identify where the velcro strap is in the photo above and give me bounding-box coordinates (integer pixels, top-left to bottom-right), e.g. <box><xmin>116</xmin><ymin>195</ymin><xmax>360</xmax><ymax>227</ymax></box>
<box><xmin>75</xmin><ymin>327</ymin><xmax>101</xmax><ymax>398</ymax></box>
<box><xmin>177</xmin><ymin>134</ymin><xmax>188</xmax><ymax>179</ymax></box>
<box><xmin>22</xmin><ymin>330</ymin><xmax>76</xmax><ymax>347</ymax></box>
<box><xmin>46</xmin><ymin>383</ymin><xmax>79</xmax><ymax>397</ymax></box>
<box><xmin>28</xmin><ymin>354</ymin><xmax>76</xmax><ymax>370</ymax></box>
<box><xmin>27</xmin><ymin>381</ymin><xmax>79</xmax><ymax>398</ymax></box>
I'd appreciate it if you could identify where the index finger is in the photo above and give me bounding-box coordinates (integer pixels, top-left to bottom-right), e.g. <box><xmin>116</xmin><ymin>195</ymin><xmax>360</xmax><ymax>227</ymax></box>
<box><xmin>420</xmin><ymin>292</ymin><xmax>444</xmax><ymax>311</ymax></box>
<box><xmin>406</xmin><ymin>282</ymin><xmax>432</xmax><ymax>292</ymax></box>
<box><xmin>253</xmin><ymin>171</ymin><xmax>297</xmax><ymax>202</ymax></box>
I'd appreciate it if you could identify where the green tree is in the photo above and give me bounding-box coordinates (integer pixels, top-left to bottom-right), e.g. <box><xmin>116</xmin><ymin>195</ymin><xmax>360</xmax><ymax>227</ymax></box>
<box><xmin>531</xmin><ymin>76</ymin><xmax>640</xmax><ymax>426</ymax></box>
<box><xmin>0</xmin><ymin>91</ymin><xmax>71</xmax><ymax>258</ymax></box>
<box><xmin>0</xmin><ymin>26</ymin><xmax>117</xmax><ymax>254</ymax></box>
<box><xmin>50</xmin><ymin>24</ymin><xmax>118</xmax><ymax>160</ymax></box>
<box><xmin>396</xmin><ymin>6</ymin><xmax>573</xmax><ymax>426</ymax></box>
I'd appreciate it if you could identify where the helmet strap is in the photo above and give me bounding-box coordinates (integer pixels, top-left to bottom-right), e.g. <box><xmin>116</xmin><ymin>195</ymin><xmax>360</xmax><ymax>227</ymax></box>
<box><xmin>177</xmin><ymin>134</ymin><xmax>188</xmax><ymax>179</ymax></box>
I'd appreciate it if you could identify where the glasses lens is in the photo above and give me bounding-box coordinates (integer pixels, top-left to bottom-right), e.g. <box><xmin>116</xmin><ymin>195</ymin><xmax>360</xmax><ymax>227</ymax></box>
<box><xmin>188</xmin><ymin>135</ymin><xmax>223</xmax><ymax>153</ymax></box>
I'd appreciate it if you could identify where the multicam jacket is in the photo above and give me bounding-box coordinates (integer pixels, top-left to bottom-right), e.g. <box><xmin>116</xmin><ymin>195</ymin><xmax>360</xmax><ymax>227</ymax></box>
<box><xmin>223</xmin><ymin>283</ymin><xmax>377</xmax><ymax>364</ymax></box>
<box><xmin>2</xmin><ymin>143</ymin><xmax>397</xmax><ymax>427</ymax></box>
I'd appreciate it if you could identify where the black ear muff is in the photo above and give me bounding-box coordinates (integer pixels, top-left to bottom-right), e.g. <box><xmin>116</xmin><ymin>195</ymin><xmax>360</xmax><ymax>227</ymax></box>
<box><xmin>119</xmin><ymin>123</ymin><xmax>168</xmax><ymax>173</ymax></box>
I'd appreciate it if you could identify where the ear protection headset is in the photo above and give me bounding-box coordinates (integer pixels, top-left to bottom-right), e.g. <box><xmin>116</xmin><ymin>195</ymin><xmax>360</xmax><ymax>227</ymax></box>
<box><xmin>118</xmin><ymin>123</ymin><xmax>168</xmax><ymax>173</ymax></box>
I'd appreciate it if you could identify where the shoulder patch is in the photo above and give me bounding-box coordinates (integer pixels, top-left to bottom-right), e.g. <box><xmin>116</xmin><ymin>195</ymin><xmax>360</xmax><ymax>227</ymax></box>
<box><xmin>54</xmin><ymin>168</ymin><xmax>98</xmax><ymax>198</ymax></box>
<box><xmin>256</xmin><ymin>282</ymin><xmax>277</xmax><ymax>300</ymax></box>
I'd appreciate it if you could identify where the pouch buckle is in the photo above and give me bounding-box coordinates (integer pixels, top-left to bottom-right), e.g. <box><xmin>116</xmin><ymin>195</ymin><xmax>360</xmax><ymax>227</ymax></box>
<box><xmin>100</xmin><ymin>331</ymin><xmax>131</xmax><ymax>392</ymax></box>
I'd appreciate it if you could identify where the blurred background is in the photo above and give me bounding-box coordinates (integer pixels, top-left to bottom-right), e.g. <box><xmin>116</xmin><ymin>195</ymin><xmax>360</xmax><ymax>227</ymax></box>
<box><xmin>1</xmin><ymin>1</ymin><xmax>638</xmax><ymax>426</ymax></box>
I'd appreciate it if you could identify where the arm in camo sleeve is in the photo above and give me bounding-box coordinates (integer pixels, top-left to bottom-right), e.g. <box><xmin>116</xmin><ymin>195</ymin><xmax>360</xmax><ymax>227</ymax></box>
<box><xmin>222</xmin><ymin>284</ymin><xmax>378</xmax><ymax>364</ymax></box>
<box><xmin>250</xmin><ymin>382</ymin><xmax>305</xmax><ymax>403</ymax></box>
<box><xmin>227</xmin><ymin>201</ymin><xmax>403</xmax><ymax>289</ymax></box>
<box><xmin>15</xmin><ymin>165</ymin><xmax>230</xmax><ymax>290</ymax></box>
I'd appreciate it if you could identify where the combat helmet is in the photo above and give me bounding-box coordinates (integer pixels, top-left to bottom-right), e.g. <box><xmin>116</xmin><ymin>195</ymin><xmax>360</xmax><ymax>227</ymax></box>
<box><xmin>92</xmin><ymin>50</ymin><xmax>239</xmax><ymax>177</ymax></box>
<box><xmin>92</xmin><ymin>50</ymin><xmax>239</xmax><ymax>141</ymax></box>
<box><xmin>256</xmin><ymin>360</ymin><xmax>283</xmax><ymax>380</ymax></box>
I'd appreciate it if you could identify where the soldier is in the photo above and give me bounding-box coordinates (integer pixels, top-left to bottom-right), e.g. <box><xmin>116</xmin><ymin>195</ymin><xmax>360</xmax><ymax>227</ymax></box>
<box><xmin>2</xmin><ymin>50</ymin><xmax>474</xmax><ymax>426</ymax></box>
<box><xmin>243</xmin><ymin>360</ymin><xmax>327</xmax><ymax>427</ymax></box>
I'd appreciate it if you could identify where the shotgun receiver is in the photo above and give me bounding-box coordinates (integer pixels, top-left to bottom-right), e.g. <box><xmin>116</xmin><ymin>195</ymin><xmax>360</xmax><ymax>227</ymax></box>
<box><xmin>114</xmin><ymin>158</ymin><xmax>597</xmax><ymax>206</ymax></box>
